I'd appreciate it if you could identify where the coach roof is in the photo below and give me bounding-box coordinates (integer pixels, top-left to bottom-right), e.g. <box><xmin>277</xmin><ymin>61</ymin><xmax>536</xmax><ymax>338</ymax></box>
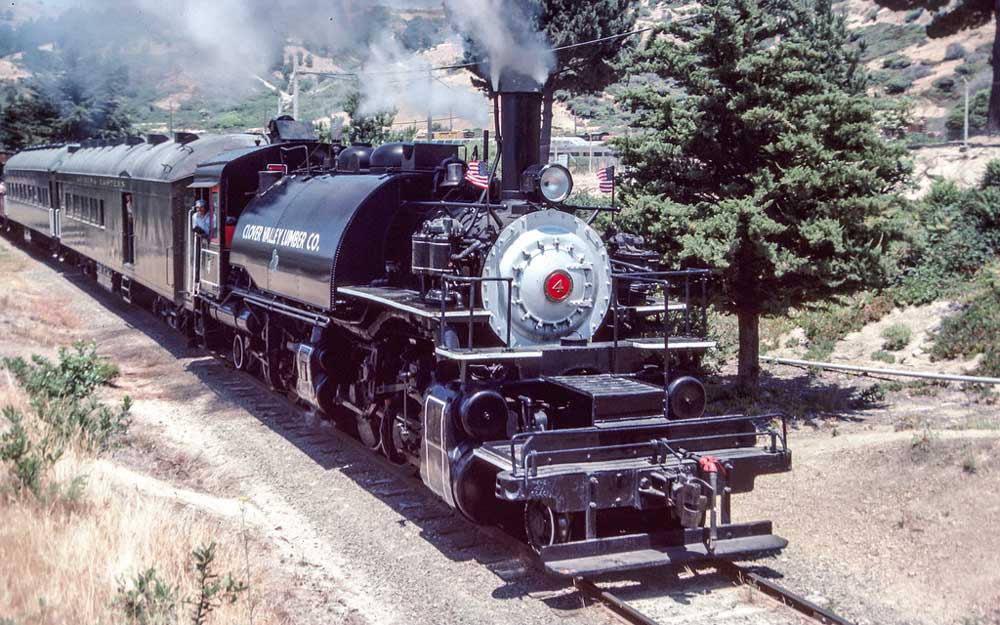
<box><xmin>52</xmin><ymin>134</ymin><xmax>261</xmax><ymax>184</ymax></box>
<box><xmin>4</xmin><ymin>145</ymin><xmax>70</xmax><ymax>173</ymax></box>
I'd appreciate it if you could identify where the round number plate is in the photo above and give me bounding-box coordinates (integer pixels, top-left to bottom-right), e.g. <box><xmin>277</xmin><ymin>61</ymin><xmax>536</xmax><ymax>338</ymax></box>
<box><xmin>545</xmin><ymin>270</ymin><xmax>573</xmax><ymax>302</ymax></box>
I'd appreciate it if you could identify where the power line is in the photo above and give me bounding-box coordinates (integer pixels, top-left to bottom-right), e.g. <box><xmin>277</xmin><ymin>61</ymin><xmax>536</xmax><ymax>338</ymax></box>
<box><xmin>297</xmin><ymin>26</ymin><xmax>655</xmax><ymax>80</ymax></box>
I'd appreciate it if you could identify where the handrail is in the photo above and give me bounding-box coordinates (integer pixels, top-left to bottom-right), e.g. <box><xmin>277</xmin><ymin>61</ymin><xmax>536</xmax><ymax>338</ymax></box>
<box><xmin>439</xmin><ymin>274</ymin><xmax>514</xmax><ymax>348</ymax></box>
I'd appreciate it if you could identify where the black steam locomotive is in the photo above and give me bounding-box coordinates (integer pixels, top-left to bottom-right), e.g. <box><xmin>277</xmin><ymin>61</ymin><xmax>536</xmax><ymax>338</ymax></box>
<box><xmin>2</xmin><ymin>72</ymin><xmax>790</xmax><ymax>576</ymax></box>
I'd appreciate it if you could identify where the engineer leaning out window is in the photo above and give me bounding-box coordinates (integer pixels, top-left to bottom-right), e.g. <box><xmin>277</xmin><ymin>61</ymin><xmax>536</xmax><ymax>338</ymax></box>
<box><xmin>191</xmin><ymin>199</ymin><xmax>210</xmax><ymax>238</ymax></box>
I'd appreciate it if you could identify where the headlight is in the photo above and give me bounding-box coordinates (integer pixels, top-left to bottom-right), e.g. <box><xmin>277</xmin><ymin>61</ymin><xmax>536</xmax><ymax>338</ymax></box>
<box><xmin>520</xmin><ymin>163</ymin><xmax>574</xmax><ymax>204</ymax></box>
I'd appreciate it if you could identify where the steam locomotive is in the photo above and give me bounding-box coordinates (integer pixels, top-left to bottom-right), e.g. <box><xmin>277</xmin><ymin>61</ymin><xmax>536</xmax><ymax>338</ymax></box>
<box><xmin>2</xmin><ymin>72</ymin><xmax>791</xmax><ymax>576</ymax></box>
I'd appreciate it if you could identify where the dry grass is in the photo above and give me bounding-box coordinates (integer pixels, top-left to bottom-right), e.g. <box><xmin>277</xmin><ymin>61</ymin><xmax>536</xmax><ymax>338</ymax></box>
<box><xmin>0</xmin><ymin>241</ymin><xmax>80</xmax><ymax>346</ymax></box>
<box><xmin>0</xmin><ymin>369</ymin><xmax>288</xmax><ymax>625</ymax></box>
<box><xmin>0</xmin><ymin>292</ymin><xmax>80</xmax><ymax>330</ymax></box>
<box><xmin>0</xmin><ymin>368</ymin><xmax>32</xmax><ymax>415</ymax></box>
<box><xmin>0</xmin><ymin>240</ymin><xmax>29</xmax><ymax>275</ymax></box>
<box><xmin>0</xmin><ymin>456</ymin><xmax>287</xmax><ymax>625</ymax></box>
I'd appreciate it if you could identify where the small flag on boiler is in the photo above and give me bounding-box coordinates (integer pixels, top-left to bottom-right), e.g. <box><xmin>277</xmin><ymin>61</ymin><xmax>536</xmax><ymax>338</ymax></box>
<box><xmin>596</xmin><ymin>166</ymin><xmax>615</xmax><ymax>194</ymax></box>
<box><xmin>465</xmin><ymin>160</ymin><xmax>490</xmax><ymax>189</ymax></box>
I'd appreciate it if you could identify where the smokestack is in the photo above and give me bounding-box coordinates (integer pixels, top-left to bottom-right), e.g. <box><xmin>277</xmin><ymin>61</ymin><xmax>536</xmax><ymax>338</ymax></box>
<box><xmin>498</xmin><ymin>70</ymin><xmax>542</xmax><ymax>199</ymax></box>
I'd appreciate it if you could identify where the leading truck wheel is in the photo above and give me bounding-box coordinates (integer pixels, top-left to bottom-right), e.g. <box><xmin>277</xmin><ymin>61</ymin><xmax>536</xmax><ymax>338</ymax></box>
<box><xmin>524</xmin><ymin>501</ymin><xmax>572</xmax><ymax>553</ymax></box>
<box><xmin>232</xmin><ymin>335</ymin><xmax>248</xmax><ymax>371</ymax></box>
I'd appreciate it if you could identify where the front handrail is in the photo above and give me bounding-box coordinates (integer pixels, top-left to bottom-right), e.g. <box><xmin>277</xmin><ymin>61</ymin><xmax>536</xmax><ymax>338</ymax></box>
<box><xmin>610</xmin><ymin>268</ymin><xmax>710</xmax><ymax>419</ymax></box>
<box><xmin>509</xmin><ymin>413</ymin><xmax>787</xmax><ymax>479</ymax></box>
<box><xmin>439</xmin><ymin>274</ymin><xmax>514</xmax><ymax>349</ymax></box>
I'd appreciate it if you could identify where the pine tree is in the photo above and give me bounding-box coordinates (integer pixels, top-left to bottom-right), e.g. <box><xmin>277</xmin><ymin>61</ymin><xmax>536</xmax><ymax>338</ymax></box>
<box><xmin>873</xmin><ymin>0</ymin><xmax>1000</xmax><ymax>133</ymax></box>
<box><xmin>536</xmin><ymin>0</ymin><xmax>639</xmax><ymax>161</ymax></box>
<box><xmin>0</xmin><ymin>90</ymin><xmax>61</xmax><ymax>150</ymax></box>
<box><xmin>342</xmin><ymin>90</ymin><xmax>396</xmax><ymax>146</ymax></box>
<box><xmin>615</xmin><ymin>0</ymin><xmax>911</xmax><ymax>390</ymax></box>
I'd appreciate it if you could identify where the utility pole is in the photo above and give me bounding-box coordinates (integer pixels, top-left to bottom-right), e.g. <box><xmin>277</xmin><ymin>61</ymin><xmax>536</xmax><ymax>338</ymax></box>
<box><xmin>963</xmin><ymin>76</ymin><xmax>970</xmax><ymax>147</ymax></box>
<box><xmin>292</xmin><ymin>55</ymin><xmax>300</xmax><ymax>121</ymax></box>
<box><xmin>425</xmin><ymin>73</ymin><xmax>434</xmax><ymax>141</ymax></box>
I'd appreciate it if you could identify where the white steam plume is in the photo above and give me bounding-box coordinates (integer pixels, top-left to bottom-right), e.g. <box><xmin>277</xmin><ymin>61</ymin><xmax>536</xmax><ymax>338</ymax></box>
<box><xmin>443</xmin><ymin>0</ymin><xmax>554</xmax><ymax>89</ymax></box>
<box><xmin>356</xmin><ymin>34</ymin><xmax>489</xmax><ymax>127</ymax></box>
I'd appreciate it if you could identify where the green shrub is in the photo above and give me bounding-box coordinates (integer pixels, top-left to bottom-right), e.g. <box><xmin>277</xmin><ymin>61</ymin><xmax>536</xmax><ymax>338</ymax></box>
<box><xmin>905</xmin><ymin>8</ymin><xmax>923</xmax><ymax>22</ymax></box>
<box><xmin>944</xmin><ymin>43</ymin><xmax>967</xmax><ymax>61</ymax></box>
<box><xmin>881</xmin><ymin>323</ymin><xmax>912</xmax><ymax>351</ymax></box>
<box><xmin>929</xmin><ymin>268</ymin><xmax>1000</xmax><ymax>376</ymax></box>
<box><xmin>902</xmin><ymin>64</ymin><xmax>932</xmax><ymax>81</ymax></box>
<box><xmin>946</xmin><ymin>90</ymin><xmax>989</xmax><ymax>138</ymax></box>
<box><xmin>892</xmin><ymin>181</ymin><xmax>1000</xmax><ymax>305</ymax></box>
<box><xmin>980</xmin><ymin>159</ymin><xmax>1000</xmax><ymax>189</ymax></box>
<box><xmin>933</xmin><ymin>76</ymin><xmax>956</xmax><ymax>93</ymax></box>
<box><xmin>855</xmin><ymin>23</ymin><xmax>927</xmax><ymax>61</ymax></box>
<box><xmin>0</xmin><ymin>407</ymin><xmax>63</xmax><ymax>496</ymax></box>
<box><xmin>859</xmin><ymin>383</ymin><xmax>887</xmax><ymax>403</ymax></box>
<box><xmin>37</xmin><ymin>395</ymin><xmax>132</xmax><ymax>451</ymax></box>
<box><xmin>190</xmin><ymin>543</ymin><xmax>248</xmax><ymax>625</ymax></box>
<box><xmin>795</xmin><ymin>294</ymin><xmax>895</xmax><ymax>361</ymax></box>
<box><xmin>955</xmin><ymin>62</ymin><xmax>976</xmax><ymax>76</ymax></box>
<box><xmin>114</xmin><ymin>544</ymin><xmax>248</xmax><ymax>625</ymax></box>
<box><xmin>3</xmin><ymin>341</ymin><xmax>118</xmax><ymax>403</ymax></box>
<box><xmin>882</xmin><ymin>55</ymin><xmax>912</xmax><ymax>70</ymax></box>
<box><xmin>3</xmin><ymin>342</ymin><xmax>129</xmax><ymax>450</ymax></box>
<box><xmin>115</xmin><ymin>568</ymin><xmax>179</xmax><ymax>625</ymax></box>
<box><xmin>871</xmin><ymin>350</ymin><xmax>896</xmax><ymax>364</ymax></box>
<box><xmin>884</xmin><ymin>76</ymin><xmax>912</xmax><ymax>94</ymax></box>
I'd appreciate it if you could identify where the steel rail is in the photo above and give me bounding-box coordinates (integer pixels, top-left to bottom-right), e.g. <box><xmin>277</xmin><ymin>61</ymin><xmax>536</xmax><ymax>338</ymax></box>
<box><xmin>760</xmin><ymin>355</ymin><xmax>1000</xmax><ymax>385</ymax></box>
<box><xmin>576</xmin><ymin>561</ymin><xmax>856</xmax><ymax>625</ymax></box>
<box><xmin>714</xmin><ymin>560</ymin><xmax>856</xmax><ymax>625</ymax></box>
<box><xmin>573</xmin><ymin>577</ymin><xmax>660</xmax><ymax>625</ymax></box>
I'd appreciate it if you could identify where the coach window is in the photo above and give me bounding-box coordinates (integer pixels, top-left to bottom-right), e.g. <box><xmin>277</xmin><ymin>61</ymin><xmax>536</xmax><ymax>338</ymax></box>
<box><xmin>209</xmin><ymin>186</ymin><xmax>220</xmax><ymax>243</ymax></box>
<box><xmin>122</xmin><ymin>193</ymin><xmax>135</xmax><ymax>265</ymax></box>
<box><xmin>99</xmin><ymin>199</ymin><xmax>105</xmax><ymax>226</ymax></box>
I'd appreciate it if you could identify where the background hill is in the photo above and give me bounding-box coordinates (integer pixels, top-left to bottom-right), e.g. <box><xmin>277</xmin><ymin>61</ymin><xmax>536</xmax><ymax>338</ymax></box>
<box><xmin>0</xmin><ymin>0</ymin><xmax>992</xmax><ymax>143</ymax></box>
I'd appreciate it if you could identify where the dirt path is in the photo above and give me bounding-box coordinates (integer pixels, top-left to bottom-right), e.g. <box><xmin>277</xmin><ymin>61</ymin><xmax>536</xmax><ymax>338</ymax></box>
<box><xmin>738</xmin><ymin>362</ymin><xmax>1000</xmax><ymax>625</ymax></box>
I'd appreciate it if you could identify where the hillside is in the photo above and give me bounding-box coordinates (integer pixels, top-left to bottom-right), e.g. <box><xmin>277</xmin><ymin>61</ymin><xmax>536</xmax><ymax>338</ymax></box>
<box><xmin>0</xmin><ymin>0</ymin><xmax>994</xmax><ymax>144</ymax></box>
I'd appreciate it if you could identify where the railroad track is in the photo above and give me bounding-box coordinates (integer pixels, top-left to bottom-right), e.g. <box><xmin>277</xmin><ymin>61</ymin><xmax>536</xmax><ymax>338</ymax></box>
<box><xmin>217</xmin><ymin>360</ymin><xmax>857</xmax><ymax>625</ymax></box>
<box><xmin>575</xmin><ymin>561</ymin><xmax>855</xmax><ymax>625</ymax></box>
<box><xmin>232</xmin><ymin>365</ymin><xmax>858</xmax><ymax>625</ymax></box>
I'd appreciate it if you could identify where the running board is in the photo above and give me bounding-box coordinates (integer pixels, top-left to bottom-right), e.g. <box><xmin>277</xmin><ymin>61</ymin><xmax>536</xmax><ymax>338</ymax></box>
<box><xmin>540</xmin><ymin>521</ymin><xmax>786</xmax><ymax>577</ymax></box>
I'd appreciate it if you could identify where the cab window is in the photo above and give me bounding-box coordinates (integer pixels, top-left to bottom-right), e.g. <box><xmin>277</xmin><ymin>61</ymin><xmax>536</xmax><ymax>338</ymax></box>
<box><xmin>210</xmin><ymin>186</ymin><xmax>220</xmax><ymax>242</ymax></box>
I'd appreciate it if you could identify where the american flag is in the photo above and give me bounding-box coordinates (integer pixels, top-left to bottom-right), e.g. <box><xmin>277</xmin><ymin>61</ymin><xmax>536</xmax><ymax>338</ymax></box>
<box><xmin>596</xmin><ymin>166</ymin><xmax>615</xmax><ymax>194</ymax></box>
<box><xmin>465</xmin><ymin>160</ymin><xmax>490</xmax><ymax>189</ymax></box>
